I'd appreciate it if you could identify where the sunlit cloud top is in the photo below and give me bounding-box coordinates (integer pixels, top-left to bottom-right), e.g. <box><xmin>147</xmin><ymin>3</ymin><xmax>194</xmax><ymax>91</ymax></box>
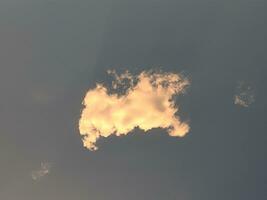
<box><xmin>79</xmin><ymin>70</ymin><xmax>190</xmax><ymax>151</ymax></box>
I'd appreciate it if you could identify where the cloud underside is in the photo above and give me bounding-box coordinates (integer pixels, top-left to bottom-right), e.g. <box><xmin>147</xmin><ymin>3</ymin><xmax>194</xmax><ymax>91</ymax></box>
<box><xmin>79</xmin><ymin>70</ymin><xmax>190</xmax><ymax>150</ymax></box>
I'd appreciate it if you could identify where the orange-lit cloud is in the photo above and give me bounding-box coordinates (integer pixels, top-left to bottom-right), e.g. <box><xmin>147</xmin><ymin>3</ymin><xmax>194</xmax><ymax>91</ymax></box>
<box><xmin>79</xmin><ymin>70</ymin><xmax>190</xmax><ymax>150</ymax></box>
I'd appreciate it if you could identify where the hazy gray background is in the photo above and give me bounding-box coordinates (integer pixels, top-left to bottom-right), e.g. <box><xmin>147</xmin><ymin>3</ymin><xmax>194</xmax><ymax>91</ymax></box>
<box><xmin>0</xmin><ymin>0</ymin><xmax>266</xmax><ymax>199</ymax></box>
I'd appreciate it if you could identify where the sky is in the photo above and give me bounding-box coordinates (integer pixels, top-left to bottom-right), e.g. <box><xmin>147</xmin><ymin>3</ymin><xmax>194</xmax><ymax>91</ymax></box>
<box><xmin>0</xmin><ymin>0</ymin><xmax>267</xmax><ymax>200</ymax></box>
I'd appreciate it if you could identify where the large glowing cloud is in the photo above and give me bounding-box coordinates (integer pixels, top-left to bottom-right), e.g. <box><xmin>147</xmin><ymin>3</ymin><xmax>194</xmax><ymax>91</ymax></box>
<box><xmin>79</xmin><ymin>70</ymin><xmax>190</xmax><ymax>150</ymax></box>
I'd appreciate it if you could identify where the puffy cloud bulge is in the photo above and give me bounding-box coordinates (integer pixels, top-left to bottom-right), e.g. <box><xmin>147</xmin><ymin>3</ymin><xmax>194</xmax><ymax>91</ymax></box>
<box><xmin>79</xmin><ymin>70</ymin><xmax>190</xmax><ymax>150</ymax></box>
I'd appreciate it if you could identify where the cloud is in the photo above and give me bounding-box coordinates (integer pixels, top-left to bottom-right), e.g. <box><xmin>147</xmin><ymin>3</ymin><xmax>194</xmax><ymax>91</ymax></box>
<box><xmin>234</xmin><ymin>81</ymin><xmax>255</xmax><ymax>107</ymax></box>
<box><xmin>79</xmin><ymin>70</ymin><xmax>190</xmax><ymax>151</ymax></box>
<box><xmin>31</xmin><ymin>162</ymin><xmax>51</xmax><ymax>181</ymax></box>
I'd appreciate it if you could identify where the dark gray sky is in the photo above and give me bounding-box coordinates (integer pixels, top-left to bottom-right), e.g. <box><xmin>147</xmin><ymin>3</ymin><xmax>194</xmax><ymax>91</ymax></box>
<box><xmin>0</xmin><ymin>0</ymin><xmax>266</xmax><ymax>199</ymax></box>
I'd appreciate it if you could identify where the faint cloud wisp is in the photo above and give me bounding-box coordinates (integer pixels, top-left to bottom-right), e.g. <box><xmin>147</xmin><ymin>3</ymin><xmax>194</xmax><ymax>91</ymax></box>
<box><xmin>31</xmin><ymin>162</ymin><xmax>51</xmax><ymax>181</ymax></box>
<box><xmin>79</xmin><ymin>70</ymin><xmax>190</xmax><ymax>151</ymax></box>
<box><xmin>234</xmin><ymin>81</ymin><xmax>255</xmax><ymax>107</ymax></box>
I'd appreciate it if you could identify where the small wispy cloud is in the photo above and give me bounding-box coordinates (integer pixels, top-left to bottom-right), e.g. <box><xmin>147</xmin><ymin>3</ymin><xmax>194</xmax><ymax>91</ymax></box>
<box><xmin>31</xmin><ymin>162</ymin><xmax>51</xmax><ymax>181</ymax></box>
<box><xmin>79</xmin><ymin>70</ymin><xmax>190</xmax><ymax>151</ymax></box>
<box><xmin>234</xmin><ymin>81</ymin><xmax>255</xmax><ymax>107</ymax></box>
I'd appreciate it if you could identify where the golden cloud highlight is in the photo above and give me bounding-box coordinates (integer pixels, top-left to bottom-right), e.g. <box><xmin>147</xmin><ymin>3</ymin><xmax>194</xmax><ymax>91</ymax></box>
<box><xmin>79</xmin><ymin>70</ymin><xmax>190</xmax><ymax>150</ymax></box>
